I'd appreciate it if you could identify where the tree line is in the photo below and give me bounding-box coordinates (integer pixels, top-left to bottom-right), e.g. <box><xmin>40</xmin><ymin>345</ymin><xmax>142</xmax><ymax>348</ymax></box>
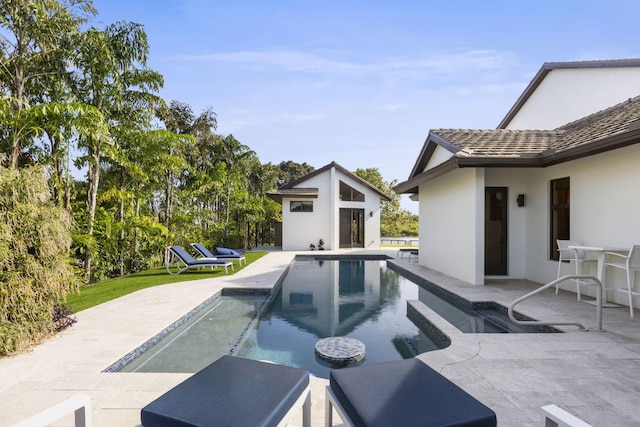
<box><xmin>1</xmin><ymin>0</ymin><xmax>416</xmax><ymax>280</ymax></box>
<box><xmin>0</xmin><ymin>0</ymin><xmax>417</xmax><ymax>353</ymax></box>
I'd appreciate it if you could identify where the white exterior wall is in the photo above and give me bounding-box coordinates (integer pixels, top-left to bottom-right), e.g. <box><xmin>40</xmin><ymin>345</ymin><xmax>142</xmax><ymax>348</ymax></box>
<box><xmin>281</xmin><ymin>166</ymin><xmax>383</xmax><ymax>251</ymax></box>
<box><xmin>419</xmin><ymin>167</ymin><xmax>485</xmax><ymax>285</ymax></box>
<box><xmin>522</xmin><ymin>144</ymin><xmax>640</xmax><ymax>302</ymax></box>
<box><xmin>506</xmin><ymin>68</ymin><xmax>640</xmax><ymax>130</ymax></box>
<box><xmin>282</xmin><ymin>172</ymin><xmax>332</xmax><ymax>251</ymax></box>
<box><xmin>417</xmin><ymin>143</ymin><xmax>640</xmax><ymax>304</ymax></box>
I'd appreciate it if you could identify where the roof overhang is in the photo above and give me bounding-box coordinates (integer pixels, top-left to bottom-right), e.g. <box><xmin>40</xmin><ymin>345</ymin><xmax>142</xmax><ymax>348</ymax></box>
<box><xmin>266</xmin><ymin>188</ymin><xmax>319</xmax><ymax>203</ymax></box>
<box><xmin>393</xmin><ymin>127</ymin><xmax>640</xmax><ymax>195</ymax></box>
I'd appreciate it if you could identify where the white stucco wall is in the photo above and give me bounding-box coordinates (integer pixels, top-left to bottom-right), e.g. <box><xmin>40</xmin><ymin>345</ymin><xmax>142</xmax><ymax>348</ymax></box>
<box><xmin>506</xmin><ymin>68</ymin><xmax>640</xmax><ymax>130</ymax></box>
<box><xmin>521</xmin><ymin>144</ymin><xmax>640</xmax><ymax>302</ymax></box>
<box><xmin>282</xmin><ymin>172</ymin><xmax>332</xmax><ymax>251</ymax></box>
<box><xmin>281</xmin><ymin>166</ymin><xmax>383</xmax><ymax>251</ymax></box>
<box><xmin>419</xmin><ymin>167</ymin><xmax>484</xmax><ymax>285</ymax></box>
<box><xmin>417</xmin><ymin>143</ymin><xmax>640</xmax><ymax>304</ymax></box>
<box><xmin>425</xmin><ymin>145</ymin><xmax>454</xmax><ymax>170</ymax></box>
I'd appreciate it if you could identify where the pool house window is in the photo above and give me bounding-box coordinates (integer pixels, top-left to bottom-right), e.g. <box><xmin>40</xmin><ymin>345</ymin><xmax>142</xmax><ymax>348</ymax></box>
<box><xmin>339</xmin><ymin>181</ymin><xmax>365</xmax><ymax>202</ymax></box>
<box><xmin>290</xmin><ymin>201</ymin><xmax>313</xmax><ymax>212</ymax></box>
<box><xmin>550</xmin><ymin>177</ymin><xmax>570</xmax><ymax>260</ymax></box>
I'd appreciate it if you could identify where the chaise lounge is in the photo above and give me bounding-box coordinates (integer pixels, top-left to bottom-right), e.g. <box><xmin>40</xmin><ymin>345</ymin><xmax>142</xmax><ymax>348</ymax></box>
<box><xmin>191</xmin><ymin>242</ymin><xmax>247</xmax><ymax>266</ymax></box>
<box><xmin>166</xmin><ymin>245</ymin><xmax>234</xmax><ymax>275</ymax></box>
<box><xmin>141</xmin><ymin>355</ymin><xmax>311</xmax><ymax>427</ymax></box>
<box><xmin>326</xmin><ymin>358</ymin><xmax>497</xmax><ymax>427</ymax></box>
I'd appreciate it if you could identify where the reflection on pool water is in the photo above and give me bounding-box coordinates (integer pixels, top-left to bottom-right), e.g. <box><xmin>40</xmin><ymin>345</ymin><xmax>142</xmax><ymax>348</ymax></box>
<box><xmin>234</xmin><ymin>258</ymin><xmax>447</xmax><ymax>378</ymax></box>
<box><xmin>110</xmin><ymin>256</ymin><xmax>555</xmax><ymax>377</ymax></box>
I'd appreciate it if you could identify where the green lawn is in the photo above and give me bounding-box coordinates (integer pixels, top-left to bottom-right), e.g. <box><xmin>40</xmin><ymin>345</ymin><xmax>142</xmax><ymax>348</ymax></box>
<box><xmin>65</xmin><ymin>252</ymin><xmax>268</xmax><ymax>313</ymax></box>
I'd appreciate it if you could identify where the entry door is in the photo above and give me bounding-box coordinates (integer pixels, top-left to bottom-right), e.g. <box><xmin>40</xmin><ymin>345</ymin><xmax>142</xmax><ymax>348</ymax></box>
<box><xmin>485</xmin><ymin>187</ymin><xmax>508</xmax><ymax>275</ymax></box>
<box><xmin>339</xmin><ymin>208</ymin><xmax>365</xmax><ymax>248</ymax></box>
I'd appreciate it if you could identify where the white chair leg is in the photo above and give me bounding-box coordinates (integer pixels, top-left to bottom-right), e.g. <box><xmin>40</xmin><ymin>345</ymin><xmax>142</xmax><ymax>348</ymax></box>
<box><xmin>575</xmin><ymin>260</ymin><xmax>583</xmax><ymax>302</ymax></box>
<box><xmin>556</xmin><ymin>257</ymin><xmax>563</xmax><ymax>294</ymax></box>
<box><xmin>628</xmin><ymin>269</ymin><xmax>635</xmax><ymax>318</ymax></box>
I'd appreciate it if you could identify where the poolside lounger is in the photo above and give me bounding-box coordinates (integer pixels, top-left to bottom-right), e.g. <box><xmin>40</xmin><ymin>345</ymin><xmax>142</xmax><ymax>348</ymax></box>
<box><xmin>326</xmin><ymin>358</ymin><xmax>496</xmax><ymax>427</ymax></box>
<box><xmin>166</xmin><ymin>245</ymin><xmax>234</xmax><ymax>275</ymax></box>
<box><xmin>141</xmin><ymin>355</ymin><xmax>311</xmax><ymax>427</ymax></box>
<box><xmin>191</xmin><ymin>242</ymin><xmax>247</xmax><ymax>266</ymax></box>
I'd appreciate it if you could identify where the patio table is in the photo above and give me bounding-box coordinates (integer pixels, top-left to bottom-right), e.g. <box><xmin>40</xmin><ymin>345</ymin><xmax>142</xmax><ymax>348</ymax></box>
<box><xmin>568</xmin><ymin>245</ymin><xmax>627</xmax><ymax>304</ymax></box>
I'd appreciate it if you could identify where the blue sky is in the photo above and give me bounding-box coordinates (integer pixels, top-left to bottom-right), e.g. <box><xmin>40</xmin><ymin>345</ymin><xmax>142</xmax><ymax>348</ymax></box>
<box><xmin>91</xmin><ymin>0</ymin><xmax>640</xmax><ymax>212</ymax></box>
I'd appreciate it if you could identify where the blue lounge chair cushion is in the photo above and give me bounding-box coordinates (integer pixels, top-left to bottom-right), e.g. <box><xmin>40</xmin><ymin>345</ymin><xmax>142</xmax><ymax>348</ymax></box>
<box><xmin>214</xmin><ymin>247</ymin><xmax>240</xmax><ymax>256</ymax></box>
<box><xmin>141</xmin><ymin>355</ymin><xmax>309</xmax><ymax>427</ymax></box>
<box><xmin>330</xmin><ymin>358</ymin><xmax>496</xmax><ymax>427</ymax></box>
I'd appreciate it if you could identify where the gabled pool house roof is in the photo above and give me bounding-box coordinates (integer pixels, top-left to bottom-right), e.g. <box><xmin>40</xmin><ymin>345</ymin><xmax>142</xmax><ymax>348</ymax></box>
<box><xmin>267</xmin><ymin>161</ymin><xmax>392</xmax><ymax>202</ymax></box>
<box><xmin>394</xmin><ymin>95</ymin><xmax>640</xmax><ymax>194</ymax></box>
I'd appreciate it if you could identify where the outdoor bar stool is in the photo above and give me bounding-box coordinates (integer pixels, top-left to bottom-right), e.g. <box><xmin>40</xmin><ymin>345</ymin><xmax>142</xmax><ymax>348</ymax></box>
<box><xmin>326</xmin><ymin>358</ymin><xmax>496</xmax><ymax>427</ymax></box>
<box><xmin>141</xmin><ymin>355</ymin><xmax>311</xmax><ymax>427</ymax></box>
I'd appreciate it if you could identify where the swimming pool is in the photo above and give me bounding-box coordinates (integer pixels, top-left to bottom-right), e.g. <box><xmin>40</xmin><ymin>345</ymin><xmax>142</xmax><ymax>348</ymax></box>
<box><xmin>109</xmin><ymin>256</ymin><xmax>555</xmax><ymax>377</ymax></box>
<box><xmin>233</xmin><ymin>258</ymin><xmax>448</xmax><ymax>377</ymax></box>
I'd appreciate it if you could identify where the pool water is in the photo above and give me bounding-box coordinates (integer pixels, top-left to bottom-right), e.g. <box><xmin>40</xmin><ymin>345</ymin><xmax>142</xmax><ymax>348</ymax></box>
<box><xmin>116</xmin><ymin>295</ymin><xmax>268</xmax><ymax>373</ymax></box>
<box><xmin>110</xmin><ymin>257</ymin><xmax>554</xmax><ymax>377</ymax></box>
<box><xmin>234</xmin><ymin>258</ymin><xmax>446</xmax><ymax>378</ymax></box>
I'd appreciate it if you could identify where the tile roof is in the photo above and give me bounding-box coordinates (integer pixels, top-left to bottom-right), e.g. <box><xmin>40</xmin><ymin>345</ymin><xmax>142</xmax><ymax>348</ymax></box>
<box><xmin>394</xmin><ymin>95</ymin><xmax>640</xmax><ymax>194</ymax></box>
<box><xmin>434</xmin><ymin>95</ymin><xmax>640</xmax><ymax>162</ymax></box>
<box><xmin>553</xmin><ymin>96</ymin><xmax>640</xmax><ymax>151</ymax></box>
<box><xmin>431</xmin><ymin>129</ymin><xmax>558</xmax><ymax>159</ymax></box>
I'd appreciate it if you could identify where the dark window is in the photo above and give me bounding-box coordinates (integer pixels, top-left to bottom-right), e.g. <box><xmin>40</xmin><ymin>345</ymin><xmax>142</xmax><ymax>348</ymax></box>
<box><xmin>550</xmin><ymin>177</ymin><xmax>570</xmax><ymax>260</ymax></box>
<box><xmin>290</xmin><ymin>201</ymin><xmax>313</xmax><ymax>212</ymax></box>
<box><xmin>339</xmin><ymin>181</ymin><xmax>365</xmax><ymax>202</ymax></box>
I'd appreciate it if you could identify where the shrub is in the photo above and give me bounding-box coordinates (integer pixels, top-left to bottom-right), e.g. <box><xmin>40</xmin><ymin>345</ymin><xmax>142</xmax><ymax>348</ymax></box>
<box><xmin>0</xmin><ymin>167</ymin><xmax>80</xmax><ymax>355</ymax></box>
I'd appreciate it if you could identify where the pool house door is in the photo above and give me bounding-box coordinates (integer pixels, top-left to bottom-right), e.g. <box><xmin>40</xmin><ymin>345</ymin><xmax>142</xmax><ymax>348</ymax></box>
<box><xmin>485</xmin><ymin>187</ymin><xmax>508</xmax><ymax>275</ymax></box>
<box><xmin>339</xmin><ymin>208</ymin><xmax>365</xmax><ymax>248</ymax></box>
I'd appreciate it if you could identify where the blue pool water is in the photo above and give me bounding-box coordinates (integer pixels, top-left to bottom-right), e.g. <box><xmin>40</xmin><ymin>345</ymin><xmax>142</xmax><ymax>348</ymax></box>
<box><xmin>234</xmin><ymin>258</ymin><xmax>447</xmax><ymax>378</ymax></box>
<box><xmin>111</xmin><ymin>256</ymin><xmax>555</xmax><ymax>377</ymax></box>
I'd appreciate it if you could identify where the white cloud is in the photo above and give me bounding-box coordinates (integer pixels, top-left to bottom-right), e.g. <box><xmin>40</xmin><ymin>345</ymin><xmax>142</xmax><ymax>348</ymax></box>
<box><xmin>174</xmin><ymin>49</ymin><xmax>517</xmax><ymax>80</ymax></box>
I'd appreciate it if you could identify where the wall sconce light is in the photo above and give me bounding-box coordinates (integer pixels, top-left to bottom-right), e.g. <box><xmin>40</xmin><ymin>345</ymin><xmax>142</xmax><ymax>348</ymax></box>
<box><xmin>517</xmin><ymin>194</ymin><xmax>525</xmax><ymax>207</ymax></box>
<box><xmin>369</xmin><ymin>211</ymin><xmax>373</xmax><ymax>217</ymax></box>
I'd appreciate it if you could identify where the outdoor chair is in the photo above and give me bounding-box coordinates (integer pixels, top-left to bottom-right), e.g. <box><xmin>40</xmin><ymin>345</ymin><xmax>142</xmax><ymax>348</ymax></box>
<box><xmin>603</xmin><ymin>245</ymin><xmax>640</xmax><ymax>318</ymax></box>
<box><xmin>325</xmin><ymin>358</ymin><xmax>496</xmax><ymax>427</ymax></box>
<box><xmin>166</xmin><ymin>245</ymin><xmax>234</xmax><ymax>275</ymax></box>
<box><xmin>141</xmin><ymin>355</ymin><xmax>311</xmax><ymax>427</ymax></box>
<box><xmin>556</xmin><ymin>239</ymin><xmax>597</xmax><ymax>301</ymax></box>
<box><xmin>191</xmin><ymin>242</ymin><xmax>247</xmax><ymax>266</ymax></box>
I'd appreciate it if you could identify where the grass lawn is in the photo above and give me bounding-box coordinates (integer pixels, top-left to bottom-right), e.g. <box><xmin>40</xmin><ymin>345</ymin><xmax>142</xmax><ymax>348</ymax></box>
<box><xmin>65</xmin><ymin>251</ymin><xmax>268</xmax><ymax>313</ymax></box>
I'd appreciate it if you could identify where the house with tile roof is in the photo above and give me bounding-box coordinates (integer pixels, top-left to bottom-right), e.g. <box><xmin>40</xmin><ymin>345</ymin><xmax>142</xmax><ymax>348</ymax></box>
<box><xmin>267</xmin><ymin>161</ymin><xmax>390</xmax><ymax>251</ymax></box>
<box><xmin>394</xmin><ymin>59</ymin><xmax>640</xmax><ymax>307</ymax></box>
<box><xmin>499</xmin><ymin>58</ymin><xmax>640</xmax><ymax>129</ymax></box>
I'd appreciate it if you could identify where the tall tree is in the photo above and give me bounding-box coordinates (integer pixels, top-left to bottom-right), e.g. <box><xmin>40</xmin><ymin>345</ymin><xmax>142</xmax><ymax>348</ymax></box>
<box><xmin>0</xmin><ymin>0</ymin><xmax>96</xmax><ymax>169</ymax></box>
<box><xmin>69</xmin><ymin>21</ymin><xmax>163</xmax><ymax>282</ymax></box>
<box><xmin>276</xmin><ymin>160</ymin><xmax>315</xmax><ymax>186</ymax></box>
<box><xmin>155</xmin><ymin>101</ymin><xmax>218</xmax><ymax>237</ymax></box>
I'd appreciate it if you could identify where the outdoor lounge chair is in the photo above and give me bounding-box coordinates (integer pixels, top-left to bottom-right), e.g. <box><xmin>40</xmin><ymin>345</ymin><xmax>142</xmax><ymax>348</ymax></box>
<box><xmin>141</xmin><ymin>355</ymin><xmax>311</xmax><ymax>427</ymax></box>
<box><xmin>326</xmin><ymin>358</ymin><xmax>496</xmax><ymax>427</ymax></box>
<box><xmin>191</xmin><ymin>242</ymin><xmax>247</xmax><ymax>266</ymax></box>
<box><xmin>166</xmin><ymin>245</ymin><xmax>234</xmax><ymax>275</ymax></box>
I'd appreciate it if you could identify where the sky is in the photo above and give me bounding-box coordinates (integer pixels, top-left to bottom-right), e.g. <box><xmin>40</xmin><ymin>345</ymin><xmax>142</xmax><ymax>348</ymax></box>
<box><xmin>89</xmin><ymin>0</ymin><xmax>640</xmax><ymax>212</ymax></box>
